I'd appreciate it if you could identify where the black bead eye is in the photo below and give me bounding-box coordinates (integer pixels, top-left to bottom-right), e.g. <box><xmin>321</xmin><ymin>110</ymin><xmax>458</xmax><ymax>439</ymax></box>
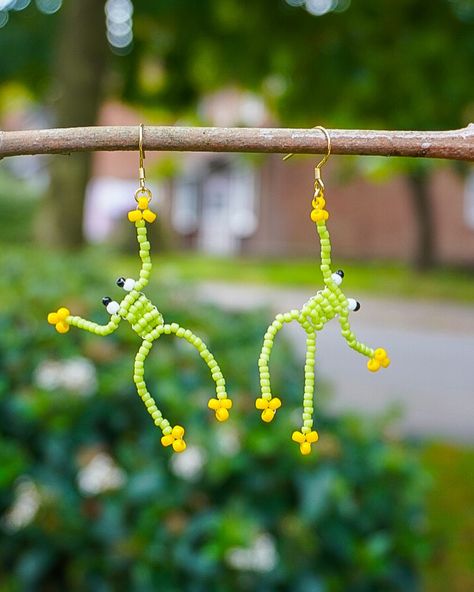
<box><xmin>116</xmin><ymin>277</ymin><xmax>125</xmax><ymax>288</ymax></box>
<box><xmin>102</xmin><ymin>296</ymin><xmax>112</xmax><ymax>306</ymax></box>
<box><xmin>336</xmin><ymin>269</ymin><xmax>344</xmax><ymax>278</ymax></box>
<box><xmin>354</xmin><ymin>301</ymin><xmax>361</xmax><ymax>311</ymax></box>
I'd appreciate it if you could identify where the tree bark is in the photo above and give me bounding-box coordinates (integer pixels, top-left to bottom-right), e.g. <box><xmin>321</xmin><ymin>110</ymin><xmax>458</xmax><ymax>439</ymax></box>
<box><xmin>36</xmin><ymin>0</ymin><xmax>107</xmax><ymax>248</ymax></box>
<box><xmin>3</xmin><ymin>125</ymin><xmax>473</xmax><ymax>160</ymax></box>
<box><xmin>408</xmin><ymin>169</ymin><xmax>437</xmax><ymax>270</ymax></box>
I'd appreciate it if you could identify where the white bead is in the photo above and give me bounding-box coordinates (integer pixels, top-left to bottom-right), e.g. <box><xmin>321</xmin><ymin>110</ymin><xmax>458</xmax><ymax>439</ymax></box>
<box><xmin>331</xmin><ymin>272</ymin><xmax>343</xmax><ymax>286</ymax></box>
<box><xmin>123</xmin><ymin>278</ymin><xmax>136</xmax><ymax>292</ymax></box>
<box><xmin>106</xmin><ymin>300</ymin><xmax>120</xmax><ymax>315</ymax></box>
<box><xmin>347</xmin><ymin>298</ymin><xmax>358</xmax><ymax>311</ymax></box>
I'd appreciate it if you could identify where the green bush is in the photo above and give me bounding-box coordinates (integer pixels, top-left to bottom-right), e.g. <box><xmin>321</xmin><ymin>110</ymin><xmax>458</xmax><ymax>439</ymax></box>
<box><xmin>0</xmin><ymin>250</ymin><xmax>427</xmax><ymax>591</ymax></box>
<box><xmin>0</xmin><ymin>170</ymin><xmax>39</xmax><ymax>245</ymax></box>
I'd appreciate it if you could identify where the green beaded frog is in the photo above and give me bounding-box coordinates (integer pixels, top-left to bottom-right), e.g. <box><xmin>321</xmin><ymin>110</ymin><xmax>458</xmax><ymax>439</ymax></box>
<box><xmin>255</xmin><ymin>172</ymin><xmax>390</xmax><ymax>456</ymax></box>
<box><xmin>48</xmin><ymin>194</ymin><xmax>232</xmax><ymax>454</ymax></box>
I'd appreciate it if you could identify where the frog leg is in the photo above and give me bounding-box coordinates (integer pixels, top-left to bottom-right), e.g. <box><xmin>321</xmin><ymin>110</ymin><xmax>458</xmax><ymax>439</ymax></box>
<box><xmin>156</xmin><ymin>323</ymin><xmax>231</xmax><ymax>422</ymax></box>
<box><xmin>256</xmin><ymin>309</ymin><xmax>300</xmax><ymax>422</ymax></box>
<box><xmin>133</xmin><ymin>336</ymin><xmax>187</xmax><ymax>453</ymax></box>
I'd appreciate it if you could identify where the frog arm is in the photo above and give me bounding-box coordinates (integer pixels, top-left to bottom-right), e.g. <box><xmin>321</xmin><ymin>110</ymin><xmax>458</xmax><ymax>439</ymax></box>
<box><xmin>338</xmin><ymin>308</ymin><xmax>390</xmax><ymax>372</ymax></box>
<box><xmin>67</xmin><ymin>313</ymin><xmax>122</xmax><ymax>336</ymax></box>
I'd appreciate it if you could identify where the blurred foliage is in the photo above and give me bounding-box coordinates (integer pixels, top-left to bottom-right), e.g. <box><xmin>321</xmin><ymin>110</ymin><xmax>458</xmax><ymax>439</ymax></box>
<box><xmin>0</xmin><ymin>169</ymin><xmax>39</xmax><ymax>244</ymax></box>
<box><xmin>0</xmin><ymin>249</ymin><xmax>428</xmax><ymax>591</ymax></box>
<box><xmin>1</xmin><ymin>0</ymin><xmax>473</xmax><ymax>129</ymax></box>
<box><xmin>1</xmin><ymin>244</ymin><xmax>473</xmax><ymax>305</ymax></box>
<box><xmin>128</xmin><ymin>0</ymin><xmax>474</xmax><ymax>129</ymax></box>
<box><xmin>421</xmin><ymin>443</ymin><xmax>474</xmax><ymax>591</ymax></box>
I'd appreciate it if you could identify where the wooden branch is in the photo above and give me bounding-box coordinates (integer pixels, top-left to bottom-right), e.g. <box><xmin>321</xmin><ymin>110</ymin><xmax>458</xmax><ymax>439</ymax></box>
<box><xmin>0</xmin><ymin>125</ymin><xmax>473</xmax><ymax>161</ymax></box>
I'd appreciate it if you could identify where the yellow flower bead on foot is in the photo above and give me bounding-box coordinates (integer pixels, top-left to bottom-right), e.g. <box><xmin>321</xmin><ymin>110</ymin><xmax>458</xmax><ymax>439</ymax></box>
<box><xmin>47</xmin><ymin>307</ymin><xmax>70</xmax><ymax>334</ymax></box>
<box><xmin>208</xmin><ymin>398</ymin><xmax>232</xmax><ymax>422</ymax></box>
<box><xmin>255</xmin><ymin>397</ymin><xmax>281</xmax><ymax>423</ymax></box>
<box><xmin>161</xmin><ymin>425</ymin><xmax>187</xmax><ymax>453</ymax></box>
<box><xmin>368</xmin><ymin>348</ymin><xmax>390</xmax><ymax>372</ymax></box>
<box><xmin>367</xmin><ymin>358</ymin><xmax>381</xmax><ymax>372</ymax></box>
<box><xmin>292</xmin><ymin>430</ymin><xmax>319</xmax><ymax>455</ymax></box>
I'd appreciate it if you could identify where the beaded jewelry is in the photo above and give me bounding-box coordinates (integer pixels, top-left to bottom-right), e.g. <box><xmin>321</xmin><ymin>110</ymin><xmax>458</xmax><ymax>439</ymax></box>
<box><xmin>48</xmin><ymin>125</ymin><xmax>232</xmax><ymax>453</ymax></box>
<box><xmin>256</xmin><ymin>127</ymin><xmax>390</xmax><ymax>455</ymax></box>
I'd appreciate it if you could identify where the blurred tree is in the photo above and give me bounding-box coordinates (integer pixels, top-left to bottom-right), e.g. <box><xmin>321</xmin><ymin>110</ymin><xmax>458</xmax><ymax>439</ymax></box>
<box><xmin>35</xmin><ymin>0</ymin><xmax>108</xmax><ymax>247</ymax></box>
<box><xmin>1</xmin><ymin>0</ymin><xmax>473</xmax><ymax>261</ymax></box>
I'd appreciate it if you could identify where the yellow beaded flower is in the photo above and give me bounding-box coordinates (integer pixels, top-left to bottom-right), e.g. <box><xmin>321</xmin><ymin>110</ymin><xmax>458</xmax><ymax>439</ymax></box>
<box><xmin>208</xmin><ymin>398</ymin><xmax>233</xmax><ymax>422</ymax></box>
<box><xmin>292</xmin><ymin>430</ymin><xmax>319</xmax><ymax>455</ymax></box>
<box><xmin>47</xmin><ymin>307</ymin><xmax>70</xmax><ymax>334</ymax></box>
<box><xmin>255</xmin><ymin>397</ymin><xmax>282</xmax><ymax>422</ymax></box>
<box><xmin>128</xmin><ymin>196</ymin><xmax>157</xmax><ymax>223</ymax></box>
<box><xmin>367</xmin><ymin>348</ymin><xmax>391</xmax><ymax>372</ymax></box>
<box><xmin>161</xmin><ymin>425</ymin><xmax>186</xmax><ymax>453</ymax></box>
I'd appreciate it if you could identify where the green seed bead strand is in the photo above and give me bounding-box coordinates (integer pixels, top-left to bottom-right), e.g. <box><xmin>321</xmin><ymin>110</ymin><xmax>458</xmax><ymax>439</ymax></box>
<box><xmin>317</xmin><ymin>220</ymin><xmax>333</xmax><ymax>284</ymax></box>
<box><xmin>167</xmin><ymin>323</ymin><xmax>229</xmax><ymax>401</ymax></box>
<box><xmin>68</xmin><ymin>314</ymin><xmax>121</xmax><ymax>336</ymax></box>
<box><xmin>134</xmin><ymin>220</ymin><xmax>152</xmax><ymax>292</ymax></box>
<box><xmin>258</xmin><ymin>316</ymin><xmax>288</xmax><ymax>401</ymax></box>
<box><xmin>339</xmin><ymin>310</ymin><xmax>375</xmax><ymax>358</ymax></box>
<box><xmin>133</xmin><ymin>337</ymin><xmax>171</xmax><ymax>435</ymax></box>
<box><xmin>301</xmin><ymin>330</ymin><xmax>316</xmax><ymax>435</ymax></box>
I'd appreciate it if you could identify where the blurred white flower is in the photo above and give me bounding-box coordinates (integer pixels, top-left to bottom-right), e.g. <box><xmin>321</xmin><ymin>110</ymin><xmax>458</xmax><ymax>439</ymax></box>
<box><xmin>34</xmin><ymin>357</ymin><xmax>97</xmax><ymax>397</ymax></box>
<box><xmin>77</xmin><ymin>452</ymin><xmax>126</xmax><ymax>496</ymax></box>
<box><xmin>170</xmin><ymin>445</ymin><xmax>206</xmax><ymax>481</ymax></box>
<box><xmin>226</xmin><ymin>533</ymin><xmax>278</xmax><ymax>573</ymax></box>
<box><xmin>3</xmin><ymin>477</ymin><xmax>40</xmax><ymax>532</ymax></box>
<box><xmin>215</xmin><ymin>426</ymin><xmax>241</xmax><ymax>456</ymax></box>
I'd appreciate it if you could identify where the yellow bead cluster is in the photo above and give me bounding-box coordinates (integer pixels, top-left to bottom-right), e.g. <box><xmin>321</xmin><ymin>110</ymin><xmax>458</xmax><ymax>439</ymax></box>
<box><xmin>208</xmin><ymin>397</ymin><xmax>233</xmax><ymax>421</ymax></box>
<box><xmin>47</xmin><ymin>307</ymin><xmax>70</xmax><ymax>333</ymax></box>
<box><xmin>128</xmin><ymin>196</ymin><xmax>157</xmax><ymax>223</ymax></box>
<box><xmin>292</xmin><ymin>430</ymin><xmax>319</xmax><ymax>455</ymax></box>
<box><xmin>367</xmin><ymin>348</ymin><xmax>391</xmax><ymax>372</ymax></box>
<box><xmin>161</xmin><ymin>425</ymin><xmax>186</xmax><ymax>453</ymax></box>
<box><xmin>255</xmin><ymin>396</ymin><xmax>282</xmax><ymax>422</ymax></box>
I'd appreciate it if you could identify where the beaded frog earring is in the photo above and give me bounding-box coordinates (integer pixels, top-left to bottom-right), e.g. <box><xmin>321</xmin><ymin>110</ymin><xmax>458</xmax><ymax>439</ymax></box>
<box><xmin>255</xmin><ymin>127</ymin><xmax>390</xmax><ymax>455</ymax></box>
<box><xmin>48</xmin><ymin>125</ymin><xmax>232</xmax><ymax>453</ymax></box>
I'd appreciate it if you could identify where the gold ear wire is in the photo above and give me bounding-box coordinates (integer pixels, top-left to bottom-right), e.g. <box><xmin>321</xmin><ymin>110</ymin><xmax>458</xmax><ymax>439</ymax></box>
<box><xmin>282</xmin><ymin>125</ymin><xmax>331</xmax><ymax>167</ymax></box>
<box><xmin>139</xmin><ymin>123</ymin><xmax>146</xmax><ymax>190</ymax></box>
<box><xmin>135</xmin><ymin>123</ymin><xmax>152</xmax><ymax>202</ymax></box>
<box><xmin>283</xmin><ymin>126</ymin><xmax>331</xmax><ymax>197</ymax></box>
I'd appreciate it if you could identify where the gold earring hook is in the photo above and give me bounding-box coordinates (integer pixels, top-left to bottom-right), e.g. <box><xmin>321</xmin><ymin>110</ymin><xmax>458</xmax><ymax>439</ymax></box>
<box><xmin>139</xmin><ymin>123</ymin><xmax>146</xmax><ymax>190</ymax></box>
<box><xmin>282</xmin><ymin>126</ymin><xmax>331</xmax><ymax>168</ymax></box>
<box><xmin>283</xmin><ymin>126</ymin><xmax>331</xmax><ymax>197</ymax></box>
<box><xmin>135</xmin><ymin>123</ymin><xmax>152</xmax><ymax>202</ymax></box>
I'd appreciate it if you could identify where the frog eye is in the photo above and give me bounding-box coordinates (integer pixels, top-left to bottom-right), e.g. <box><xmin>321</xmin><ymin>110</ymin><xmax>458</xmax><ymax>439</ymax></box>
<box><xmin>347</xmin><ymin>298</ymin><xmax>361</xmax><ymax>312</ymax></box>
<box><xmin>331</xmin><ymin>269</ymin><xmax>344</xmax><ymax>286</ymax></box>
<box><xmin>102</xmin><ymin>297</ymin><xmax>120</xmax><ymax>315</ymax></box>
<box><xmin>116</xmin><ymin>277</ymin><xmax>136</xmax><ymax>291</ymax></box>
